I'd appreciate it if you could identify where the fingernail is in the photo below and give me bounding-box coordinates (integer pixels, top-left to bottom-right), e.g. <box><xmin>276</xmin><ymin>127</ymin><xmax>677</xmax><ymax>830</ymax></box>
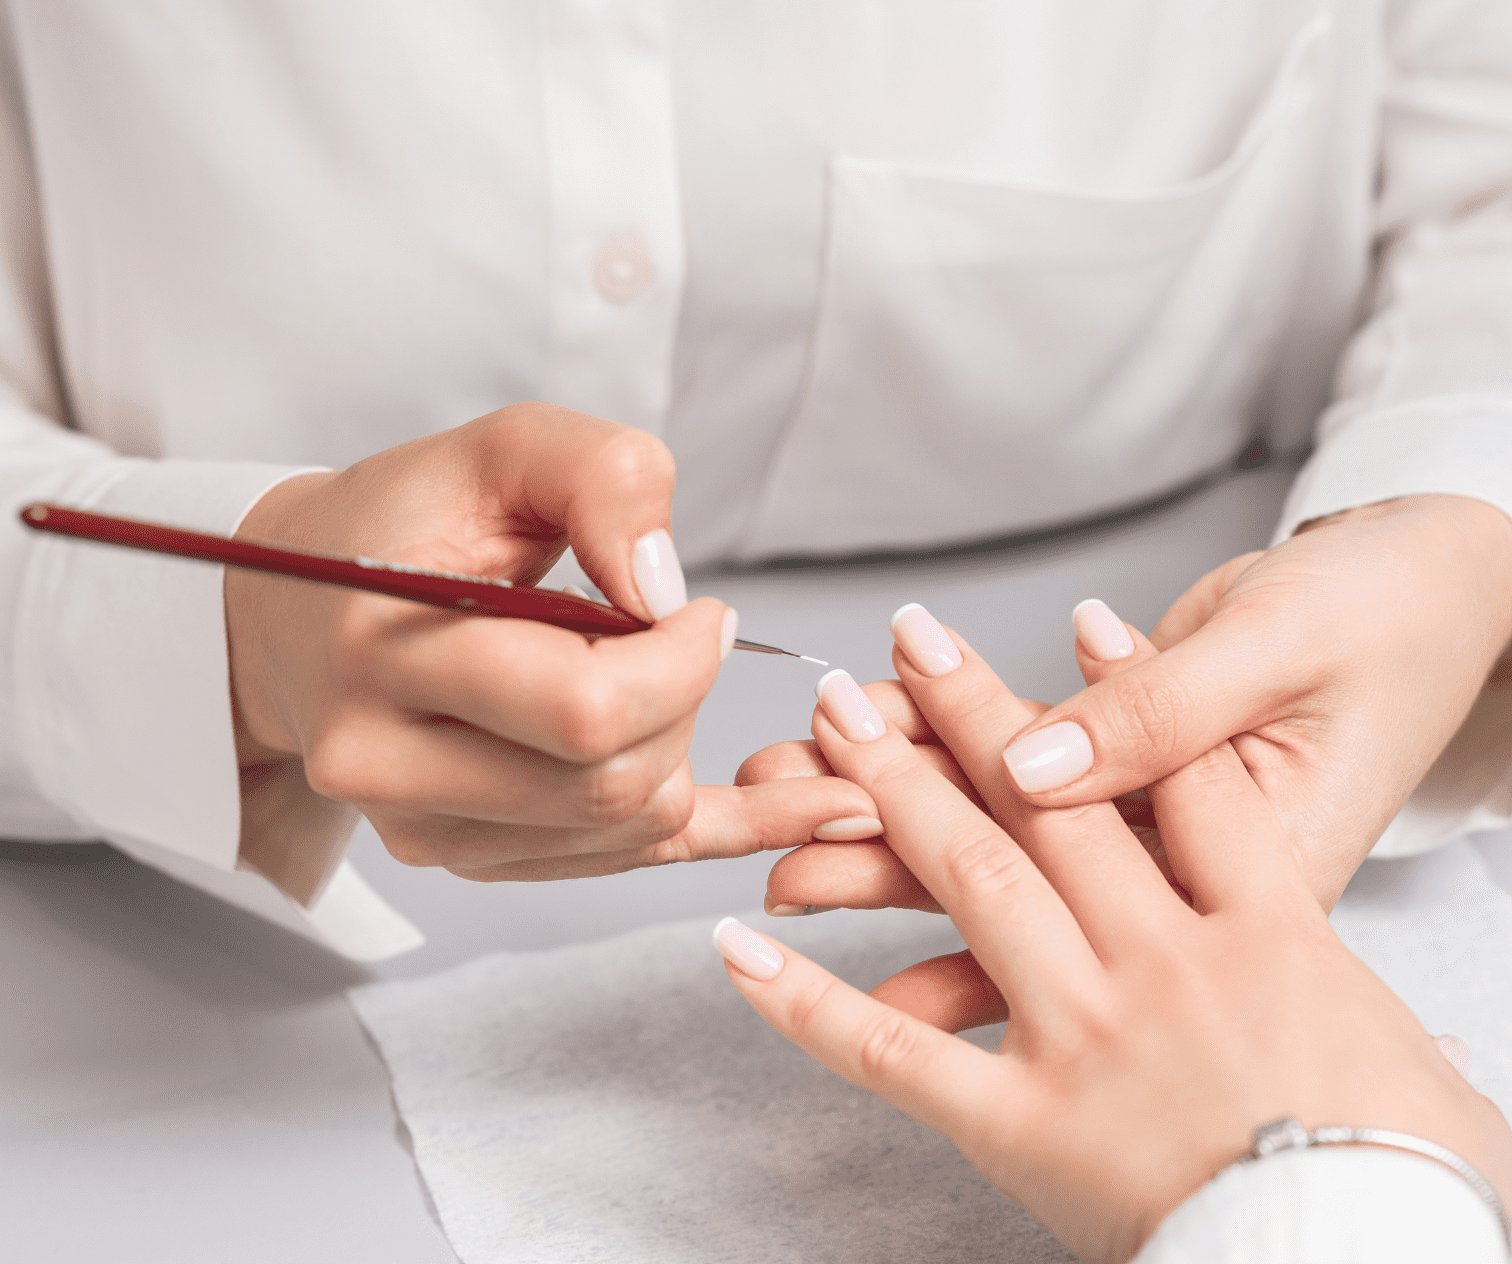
<box><xmin>720</xmin><ymin>607</ymin><xmax>739</xmax><ymax>661</ymax></box>
<box><xmin>768</xmin><ymin>904</ymin><xmax>834</xmax><ymax>917</ymax></box>
<box><xmin>562</xmin><ymin>583</ymin><xmax>589</xmax><ymax>599</ymax></box>
<box><xmin>812</xmin><ymin>816</ymin><xmax>884</xmax><ymax>841</ymax></box>
<box><xmin>1003</xmin><ymin>721</ymin><xmax>1094</xmax><ymax>793</ymax></box>
<box><xmin>814</xmin><ymin>669</ymin><xmax>886</xmax><ymax>743</ymax></box>
<box><xmin>1072</xmin><ymin>599</ymin><xmax>1134</xmax><ymax>661</ymax></box>
<box><xmin>889</xmin><ymin>603</ymin><xmax>963</xmax><ymax>676</ymax></box>
<box><xmin>1436</xmin><ymin>1033</ymin><xmax>1472</xmax><ymax>1076</ymax></box>
<box><xmin>712</xmin><ymin>916</ymin><xmax>784</xmax><ymax>979</ymax></box>
<box><xmin>631</xmin><ymin>528</ymin><xmax>687</xmax><ymax>620</ymax></box>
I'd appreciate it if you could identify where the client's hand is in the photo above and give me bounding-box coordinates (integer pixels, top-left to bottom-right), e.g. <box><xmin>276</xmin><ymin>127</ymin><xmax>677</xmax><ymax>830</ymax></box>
<box><xmin>750</xmin><ymin>603</ymin><xmax>1153</xmax><ymax>968</ymax></box>
<box><xmin>715</xmin><ymin>629</ymin><xmax>1512</xmax><ymax>1263</ymax></box>
<box><xmin>226</xmin><ymin>403</ymin><xmax>869</xmax><ymax>898</ymax></box>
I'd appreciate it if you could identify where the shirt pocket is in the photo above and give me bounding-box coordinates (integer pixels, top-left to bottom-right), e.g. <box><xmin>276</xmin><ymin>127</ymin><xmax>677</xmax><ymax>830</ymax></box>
<box><xmin>740</xmin><ymin>14</ymin><xmax>1334</xmax><ymax>559</ymax></box>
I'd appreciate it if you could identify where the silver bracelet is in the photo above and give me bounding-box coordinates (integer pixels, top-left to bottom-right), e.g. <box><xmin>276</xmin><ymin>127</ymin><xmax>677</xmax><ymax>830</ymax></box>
<box><xmin>1227</xmin><ymin>1117</ymin><xmax>1509</xmax><ymax>1249</ymax></box>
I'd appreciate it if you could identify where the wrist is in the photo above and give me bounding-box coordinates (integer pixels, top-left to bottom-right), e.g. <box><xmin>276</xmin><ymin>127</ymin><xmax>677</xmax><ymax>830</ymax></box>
<box><xmin>226</xmin><ymin>471</ymin><xmax>337</xmax><ymax>762</ymax></box>
<box><xmin>1296</xmin><ymin>493</ymin><xmax>1512</xmax><ymax>645</ymax></box>
<box><xmin>235</xmin><ymin>469</ymin><xmax>338</xmax><ymax>544</ymax></box>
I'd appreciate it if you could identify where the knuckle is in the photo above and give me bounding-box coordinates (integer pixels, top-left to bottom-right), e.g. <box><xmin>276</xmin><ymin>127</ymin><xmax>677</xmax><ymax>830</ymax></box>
<box><xmin>781</xmin><ymin>975</ymin><xmax>837</xmax><ymax>1038</ymax></box>
<box><xmin>852</xmin><ymin>1010</ymin><xmax>925</xmax><ymax>1083</ymax></box>
<box><xmin>855</xmin><ymin>746</ymin><xmax>931</xmax><ymax>799</ymax></box>
<box><xmin>575</xmin><ymin>754</ymin><xmax>660</xmax><ymax>826</ymax></box>
<box><xmin>553</xmin><ymin>675</ymin><xmax>630</xmax><ymax>763</ymax></box>
<box><xmin>1099</xmin><ymin>674</ymin><xmax>1190</xmax><ymax>762</ymax></box>
<box><xmin>1037</xmin><ymin>995</ymin><xmax>1120</xmax><ymax>1072</ymax></box>
<box><xmin>593</xmin><ymin>426</ymin><xmax>676</xmax><ymax>491</ymax></box>
<box><xmin>735</xmin><ymin>740</ymin><xmax>825</xmax><ymax>786</ymax></box>
<box><xmin>302</xmin><ymin>732</ymin><xmax>377</xmax><ymax>805</ymax></box>
<box><xmin>375</xmin><ymin>820</ymin><xmax>444</xmax><ymax>869</ymax></box>
<box><xmin>645</xmin><ymin>775</ymin><xmax>696</xmax><ymax>837</ymax></box>
<box><xmin>939</xmin><ymin>833</ymin><xmax>1028</xmax><ymax>900</ymax></box>
<box><xmin>1162</xmin><ymin>744</ymin><xmax>1241</xmax><ymax>790</ymax></box>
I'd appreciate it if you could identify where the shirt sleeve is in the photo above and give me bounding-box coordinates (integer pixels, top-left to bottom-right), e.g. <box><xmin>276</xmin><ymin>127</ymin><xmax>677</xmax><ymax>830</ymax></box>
<box><xmin>1134</xmin><ymin>1147</ymin><xmax>1507</xmax><ymax>1264</ymax></box>
<box><xmin>0</xmin><ymin>12</ymin><xmax>421</xmax><ymax>961</ymax></box>
<box><xmin>1273</xmin><ymin>0</ymin><xmax>1512</xmax><ymax>858</ymax></box>
<box><xmin>1275</xmin><ymin>0</ymin><xmax>1512</xmax><ymax>538</ymax></box>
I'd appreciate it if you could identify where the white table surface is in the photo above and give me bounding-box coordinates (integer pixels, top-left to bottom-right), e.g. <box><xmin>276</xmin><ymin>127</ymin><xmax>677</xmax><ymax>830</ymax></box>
<box><xmin>10</xmin><ymin>461</ymin><xmax>1454</xmax><ymax>1262</ymax></box>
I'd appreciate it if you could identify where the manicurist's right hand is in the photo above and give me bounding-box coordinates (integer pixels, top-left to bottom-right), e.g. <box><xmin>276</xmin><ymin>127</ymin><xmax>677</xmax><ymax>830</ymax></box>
<box><xmin>714</xmin><ymin>622</ymin><xmax>1512</xmax><ymax>1263</ymax></box>
<box><xmin>225</xmin><ymin>403</ymin><xmax>873</xmax><ymax>886</ymax></box>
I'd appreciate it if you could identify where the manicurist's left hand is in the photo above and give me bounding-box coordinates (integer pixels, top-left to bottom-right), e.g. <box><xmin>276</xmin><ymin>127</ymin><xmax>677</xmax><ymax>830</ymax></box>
<box><xmin>713</xmin><ymin>625</ymin><xmax>1512</xmax><ymax>1264</ymax></box>
<box><xmin>996</xmin><ymin>493</ymin><xmax>1512</xmax><ymax>904</ymax></box>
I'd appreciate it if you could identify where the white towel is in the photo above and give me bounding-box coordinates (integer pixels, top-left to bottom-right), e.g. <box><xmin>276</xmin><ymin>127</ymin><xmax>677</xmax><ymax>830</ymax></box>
<box><xmin>350</xmin><ymin>841</ymin><xmax>1512</xmax><ymax>1263</ymax></box>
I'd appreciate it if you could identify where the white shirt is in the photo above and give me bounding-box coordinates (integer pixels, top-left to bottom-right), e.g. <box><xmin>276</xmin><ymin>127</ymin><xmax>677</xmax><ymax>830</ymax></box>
<box><xmin>1136</xmin><ymin>1147</ymin><xmax>1507</xmax><ymax>1263</ymax></box>
<box><xmin>2</xmin><ymin>0</ymin><xmax>1512</xmax><ymax>953</ymax></box>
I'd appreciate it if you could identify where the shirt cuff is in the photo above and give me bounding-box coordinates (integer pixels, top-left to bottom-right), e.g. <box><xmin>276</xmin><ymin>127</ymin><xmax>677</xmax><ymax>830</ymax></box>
<box><xmin>1273</xmin><ymin>395</ymin><xmax>1512</xmax><ymax>543</ymax></box>
<box><xmin>1134</xmin><ymin>1146</ymin><xmax>1507</xmax><ymax>1263</ymax></box>
<box><xmin>12</xmin><ymin>457</ymin><xmax>424</xmax><ymax>960</ymax></box>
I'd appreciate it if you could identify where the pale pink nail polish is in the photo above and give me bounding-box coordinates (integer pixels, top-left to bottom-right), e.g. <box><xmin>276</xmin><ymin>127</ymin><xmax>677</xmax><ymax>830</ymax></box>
<box><xmin>812</xmin><ymin>816</ymin><xmax>884</xmax><ymax>841</ymax></box>
<box><xmin>1072</xmin><ymin>599</ymin><xmax>1134</xmax><ymax>661</ymax></box>
<box><xmin>631</xmin><ymin>528</ymin><xmax>688</xmax><ymax>620</ymax></box>
<box><xmin>890</xmin><ymin>603</ymin><xmax>963</xmax><ymax>676</ymax></box>
<box><xmin>713</xmin><ymin>916</ymin><xmax>784</xmax><ymax>979</ymax></box>
<box><xmin>814</xmin><ymin>669</ymin><xmax>886</xmax><ymax>742</ymax></box>
<box><xmin>1003</xmin><ymin>721</ymin><xmax>1094</xmax><ymax>793</ymax></box>
<box><xmin>1436</xmin><ymin>1033</ymin><xmax>1472</xmax><ymax>1077</ymax></box>
<box><xmin>720</xmin><ymin>608</ymin><xmax>739</xmax><ymax>660</ymax></box>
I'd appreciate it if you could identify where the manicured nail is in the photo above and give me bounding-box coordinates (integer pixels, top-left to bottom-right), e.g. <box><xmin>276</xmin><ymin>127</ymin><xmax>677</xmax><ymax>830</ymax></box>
<box><xmin>712</xmin><ymin>916</ymin><xmax>784</xmax><ymax>979</ymax></box>
<box><xmin>1072</xmin><ymin>599</ymin><xmax>1134</xmax><ymax>661</ymax></box>
<box><xmin>1436</xmin><ymin>1033</ymin><xmax>1472</xmax><ymax>1076</ymax></box>
<box><xmin>631</xmin><ymin>528</ymin><xmax>687</xmax><ymax>620</ymax></box>
<box><xmin>814</xmin><ymin>669</ymin><xmax>886</xmax><ymax>742</ymax></box>
<box><xmin>768</xmin><ymin>904</ymin><xmax>834</xmax><ymax>917</ymax></box>
<box><xmin>720</xmin><ymin>608</ymin><xmax>739</xmax><ymax>660</ymax></box>
<box><xmin>562</xmin><ymin>583</ymin><xmax>589</xmax><ymax>599</ymax></box>
<box><xmin>1003</xmin><ymin>721</ymin><xmax>1094</xmax><ymax>793</ymax></box>
<box><xmin>812</xmin><ymin>816</ymin><xmax>884</xmax><ymax>841</ymax></box>
<box><xmin>889</xmin><ymin>603</ymin><xmax>963</xmax><ymax>676</ymax></box>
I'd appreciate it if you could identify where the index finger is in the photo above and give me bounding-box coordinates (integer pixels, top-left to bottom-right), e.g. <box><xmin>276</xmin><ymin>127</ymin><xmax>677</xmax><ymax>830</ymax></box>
<box><xmin>382</xmin><ymin>596</ymin><xmax>728</xmax><ymax>762</ymax></box>
<box><xmin>810</xmin><ymin>672</ymin><xmax>1102</xmax><ymax>1026</ymax></box>
<box><xmin>470</xmin><ymin>406</ymin><xmax>681</xmax><ymax>623</ymax></box>
<box><xmin>887</xmin><ymin>608</ymin><xmax>1184</xmax><ymax>952</ymax></box>
<box><xmin>1068</xmin><ymin>601</ymin><xmax>1304</xmax><ymax>914</ymax></box>
<box><xmin>715</xmin><ymin>921</ymin><xmax>1008</xmax><ymax>1149</ymax></box>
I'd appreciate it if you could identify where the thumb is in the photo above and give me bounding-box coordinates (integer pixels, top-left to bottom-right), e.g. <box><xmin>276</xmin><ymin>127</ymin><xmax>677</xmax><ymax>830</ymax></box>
<box><xmin>1148</xmin><ymin>551</ymin><xmax>1265</xmax><ymax>650</ymax></box>
<box><xmin>480</xmin><ymin>404</ymin><xmax>685</xmax><ymax>623</ymax></box>
<box><xmin>1001</xmin><ymin>597</ymin><xmax>1292</xmax><ymax>807</ymax></box>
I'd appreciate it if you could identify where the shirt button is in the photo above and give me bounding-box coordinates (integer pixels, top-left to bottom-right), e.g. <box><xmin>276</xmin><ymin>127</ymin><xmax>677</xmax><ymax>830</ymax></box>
<box><xmin>592</xmin><ymin>233</ymin><xmax>656</xmax><ymax>303</ymax></box>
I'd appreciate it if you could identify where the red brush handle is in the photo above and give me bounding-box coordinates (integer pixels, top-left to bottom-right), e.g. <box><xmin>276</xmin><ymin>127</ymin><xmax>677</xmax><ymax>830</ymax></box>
<box><xmin>18</xmin><ymin>502</ymin><xmax>649</xmax><ymax>637</ymax></box>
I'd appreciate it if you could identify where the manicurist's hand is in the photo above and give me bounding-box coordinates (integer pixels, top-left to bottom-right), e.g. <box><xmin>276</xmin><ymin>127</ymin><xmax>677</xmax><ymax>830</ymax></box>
<box><xmin>226</xmin><ymin>403</ymin><xmax>871</xmax><ymax>895</ymax></box>
<box><xmin>999</xmin><ymin>494</ymin><xmax>1512</xmax><ymax>905</ymax></box>
<box><xmin>714</xmin><ymin>624</ymin><xmax>1512</xmax><ymax>1264</ymax></box>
